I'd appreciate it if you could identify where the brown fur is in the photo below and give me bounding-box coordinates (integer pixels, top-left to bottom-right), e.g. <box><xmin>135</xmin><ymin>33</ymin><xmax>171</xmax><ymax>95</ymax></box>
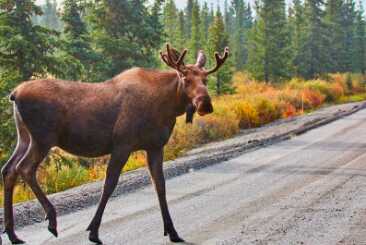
<box><xmin>1</xmin><ymin>46</ymin><xmax>228</xmax><ymax>244</ymax></box>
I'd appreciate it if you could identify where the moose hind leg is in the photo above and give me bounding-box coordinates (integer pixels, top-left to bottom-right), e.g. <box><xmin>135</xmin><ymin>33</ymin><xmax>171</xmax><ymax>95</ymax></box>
<box><xmin>147</xmin><ymin>148</ymin><xmax>184</xmax><ymax>243</ymax></box>
<box><xmin>87</xmin><ymin>149</ymin><xmax>130</xmax><ymax>244</ymax></box>
<box><xmin>2</xmin><ymin>118</ymin><xmax>31</xmax><ymax>244</ymax></box>
<box><xmin>15</xmin><ymin>140</ymin><xmax>56</xmax><ymax>237</ymax></box>
<box><xmin>2</xmin><ymin>143</ymin><xmax>29</xmax><ymax>244</ymax></box>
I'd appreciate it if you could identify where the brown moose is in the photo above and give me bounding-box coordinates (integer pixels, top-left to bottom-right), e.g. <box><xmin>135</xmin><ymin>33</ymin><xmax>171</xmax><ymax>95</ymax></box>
<box><xmin>1</xmin><ymin>44</ymin><xmax>229</xmax><ymax>244</ymax></box>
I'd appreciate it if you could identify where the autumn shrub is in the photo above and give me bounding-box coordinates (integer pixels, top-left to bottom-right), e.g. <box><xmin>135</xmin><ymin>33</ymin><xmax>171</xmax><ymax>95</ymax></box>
<box><xmin>279</xmin><ymin>101</ymin><xmax>297</xmax><ymax>118</ymax></box>
<box><xmin>230</xmin><ymin>99</ymin><xmax>259</xmax><ymax>128</ymax></box>
<box><xmin>278</xmin><ymin>88</ymin><xmax>304</xmax><ymax>110</ymax></box>
<box><xmin>254</xmin><ymin>96</ymin><xmax>282</xmax><ymax>125</ymax></box>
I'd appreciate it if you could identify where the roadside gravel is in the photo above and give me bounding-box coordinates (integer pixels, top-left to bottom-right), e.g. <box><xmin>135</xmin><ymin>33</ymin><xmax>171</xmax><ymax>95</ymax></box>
<box><xmin>0</xmin><ymin>101</ymin><xmax>365</xmax><ymax>230</ymax></box>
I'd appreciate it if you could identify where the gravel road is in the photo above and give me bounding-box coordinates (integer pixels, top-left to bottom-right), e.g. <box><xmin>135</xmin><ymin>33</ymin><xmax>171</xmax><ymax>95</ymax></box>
<box><xmin>3</xmin><ymin>106</ymin><xmax>366</xmax><ymax>245</ymax></box>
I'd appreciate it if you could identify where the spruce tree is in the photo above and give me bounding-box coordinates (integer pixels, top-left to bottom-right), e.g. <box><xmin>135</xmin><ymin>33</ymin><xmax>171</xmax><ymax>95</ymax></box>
<box><xmin>324</xmin><ymin>0</ymin><xmax>345</xmax><ymax>72</ymax></box>
<box><xmin>60</xmin><ymin>0</ymin><xmax>99</xmax><ymax>81</ymax></box>
<box><xmin>0</xmin><ymin>0</ymin><xmax>60</xmax><ymax>80</ymax></box>
<box><xmin>353</xmin><ymin>1</ymin><xmax>366</xmax><ymax>73</ymax></box>
<box><xmin>200</xmin><ymin>2</ymin><xmax>210</xmax><ymax>51</ymax></box>
<box><xmin>341</xmin><ymin>0</ymin><xmax>357</xmax><ymax>72</ymax></box>
<box><xmin>232</xmin><ymin>0</ymin><xmax>247</xmax><ymax>70</ymax></box>
<box><xmin>86</xmin><ymin>0</ymin><xmax>164</xmax><ymax>80</ymax></box>
<box><xmin>297</xmin><ymin>0</ymin><xmax>329</xmax><ymax>78</ymax></box>
<box><xmin>224</xmin><ymin>0</ymin><xmax>234</xmax><ymax>35</ymax></box>
<box><xmin>208</xmin><ymin>8</ymin><xmax>233</xmax><ymax>95</ymax></box>
<box><xmin>177</xmin><ymin>11</ymin><xmax>186</xmax><ymax>50</ymax></box>
<box><xmin>247</xmin><ymin>0</ymin><xmax>291</xmax><ymax>82</ymax></box>
<box><xmin>189</xmin><ymin>0</ymin><xmax>202</xmax><ymax>62</ymax></box>
<box><xmin>163</xmin><ymin>0</ymin><xmax>179</xmax><ymax>47</ymax></box>
<box><xmin>289</xmin><ymin>0</ymin><xmax>307</xmax><ymax>76</ymax></box>
<box><xmin>185</xmin><ymin>0</ymin><xmax>194</xmax><ymax>38</ymax></box>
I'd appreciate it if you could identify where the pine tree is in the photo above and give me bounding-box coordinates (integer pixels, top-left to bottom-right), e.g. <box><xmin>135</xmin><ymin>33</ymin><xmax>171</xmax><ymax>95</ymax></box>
<box><xmin>200</xmin><ymin>2</ymin><xmax>210</xmax><ymax>51</ymax></box>
<box><xmin>163</xmin><ymin>0</ymin><xmax>179</xmax><ymax>47</ymax></box>
<box><xmin>247</xmin><ymin>0</ymin><xmax>291</xmax><ymax>82</ymax></box>
<box><xmin>208</xmin><ymin>8</ymin><xmax>233</xmax><ymax>95</ymax></box>
<box><xmin>296</xmin><ymin>0</ymin><xmax>329</xmax><ymax>78</ymax></box>
<box><xmin>0</xmin><ymin>0</ymin><xmax>60</xmax><ymax>166</ymax></box>
<box><xmin>0</xmin><ymin>0</ymin><xmax>60</xmax><ymax>80</ymax></box>
<box><xmin>232</xmin><ymin>0</ymin><xmax>247</xmax><ymax>70</ymax></box>
<box><xmin>177</xmin><ymin>11</ymin><xmax>186</xmax><ymax>50</ymax></box>
<box><xmin>60</xmin><ymin>0</ymin><xmax>99</xmax><ymax>81</ymax></box>
<box><xmin>353</xmin><ymin>1</ymin><xmax>366</xmax><ymax>73</ymax></box>
<box><xmin>341</xmin><ymin>0</ymin><xmax>357</xmax><ymax>72</ymax></box>
<box><xmin>189</xmin><ymin>0</ymin><xmax>202</xmax><ymax>62</ymax></box>
<box><xmin>86</xmin><ymin>0</ymin><xmax>164</xmax><ymax>80</ymax></box>
<box><xmin>289</xmin><ymin>0</ymin><xmax>307</xmax><ymax>76</ymax></box>
<box><xmin>325</xmin><ymin>0</ymin><xmax>347</xmax><ymax>72</ymax></box>
<box><xmin>224</xmin><ymin>0</ymin><xmax>234</xmax><ymax>34</ymax></box>
<box><xmin>185</xmin><ymin>0</ymin><xmax>194</xmax><ymax>38</ymax></box>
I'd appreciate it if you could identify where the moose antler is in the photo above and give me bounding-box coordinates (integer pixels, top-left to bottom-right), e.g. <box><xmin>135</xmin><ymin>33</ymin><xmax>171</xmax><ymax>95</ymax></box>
<box><xmin>160</xmin><ymin>44</ymin><xmax>188</xmax><ymax>73</ymax></box>
<box><xmin>206</xmin><ymin>47</ymin><xmax>230</xmax><ymax>75</ymax></box>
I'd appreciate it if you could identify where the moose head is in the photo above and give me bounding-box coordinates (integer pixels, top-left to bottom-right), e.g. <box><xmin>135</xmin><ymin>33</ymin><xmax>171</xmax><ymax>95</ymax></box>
<box><xmin>160</xmin><ymin>44</ymin><xmax>229</xmax><ymax>123</ymax></box>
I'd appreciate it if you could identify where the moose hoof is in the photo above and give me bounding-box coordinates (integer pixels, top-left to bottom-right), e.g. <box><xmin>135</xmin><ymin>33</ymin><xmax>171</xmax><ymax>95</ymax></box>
<box><xmin>48</xmin><ymin>226</ymin><xmax>58</xmax><ymax>237</ymax></box>
<box><xmin>4</xmin><ymin>229</ymin><xmax>25</xmax><ymax>244</ymax></box>
<box><xmin>169</xmin><ymin>233</ymin><xmax>185</xmax><ymax>243</ymax></box>
<box><xmin>89</xmin><ymin>233</ymin><xmax>103</xmax><ymax>244</ymax></box>
<box><xmin>170</xmin><ymin>236</ymin><xmax>185</xmax><ymax>243</ymax></box>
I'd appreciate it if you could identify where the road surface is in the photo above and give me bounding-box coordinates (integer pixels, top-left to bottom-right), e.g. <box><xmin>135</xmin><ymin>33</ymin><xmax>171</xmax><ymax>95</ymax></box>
<box><xmin>3</xmin><ymin>109</ymin><xmax>366</xmax><ymax>245</ymax></box>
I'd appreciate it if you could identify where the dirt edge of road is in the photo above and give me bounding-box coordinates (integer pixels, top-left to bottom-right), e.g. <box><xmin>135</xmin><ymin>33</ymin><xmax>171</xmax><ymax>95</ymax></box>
<box><xmin>1</xmin><ymin>102</ymin><xmax>365</xmax><ymax>230</ymax></box>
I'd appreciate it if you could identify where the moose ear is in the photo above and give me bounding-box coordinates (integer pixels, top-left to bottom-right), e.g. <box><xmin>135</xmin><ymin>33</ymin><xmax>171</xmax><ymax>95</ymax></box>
<box><xmin>195</xmin><ymin>50</ymin><xmax>206</xmax><ymax>68</ymax></box>
<box><xmin>186</xmin><ymin>104</ymin><xmax>196</xmax><ymax>124</ymax></box>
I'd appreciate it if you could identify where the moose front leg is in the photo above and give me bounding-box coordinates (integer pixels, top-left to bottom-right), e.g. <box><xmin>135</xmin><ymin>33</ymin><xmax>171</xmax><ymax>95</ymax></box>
<box><xmin>87</xmin><ymin>148</ymin><xmax>130</xmax><ymax>244</ymax></box>
<box><xmin>147</xmin><ymin>148</ymin><xmax>184</xmax><ymax>243</ymax></box>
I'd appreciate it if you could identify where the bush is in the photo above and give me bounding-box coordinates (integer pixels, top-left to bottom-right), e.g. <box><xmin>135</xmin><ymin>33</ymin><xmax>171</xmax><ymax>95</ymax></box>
<box><xmin>254</xmin><ymin>96</ymin><xmax>282</xmax><ymax>125</ymax></box>
<box><xmin>231</xmin><ymin>100</ymin><xmax>259</xmax><ymax>129</ymax></box>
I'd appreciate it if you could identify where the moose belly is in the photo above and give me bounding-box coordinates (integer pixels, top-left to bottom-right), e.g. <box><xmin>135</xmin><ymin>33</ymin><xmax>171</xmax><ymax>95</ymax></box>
<box><xmin>58</xmin><ymin>119</ymin><xmax>114</xmax><ymax>158</ymax></box>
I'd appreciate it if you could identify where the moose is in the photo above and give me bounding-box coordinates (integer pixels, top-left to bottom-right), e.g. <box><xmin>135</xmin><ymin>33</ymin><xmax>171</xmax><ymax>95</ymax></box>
<box><xmin>1</xmin><ymin>44</ymin><xmax>229</xmax><ymax>244</ymax></box>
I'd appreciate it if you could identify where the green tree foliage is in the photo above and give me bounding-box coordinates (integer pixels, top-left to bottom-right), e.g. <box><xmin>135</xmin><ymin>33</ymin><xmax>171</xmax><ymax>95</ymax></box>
<box><xmin>163</xmin><ymin>0</ymin><xmax>179</xmax><ymax>47</ymax></box>
<box><xmin>208</xmin><ymin>8</ymin><xmax>234</xmax><ymax>95</ymax></box>
<box><xmin>0</xmin><ymin>0</ymin><xmax>63</xmax><ymax>167</ymax></box>
<box><xmin>0</xmin><ymin>0</ymin><xmax>60</xmax><ymax>80</ymax></box>
<box><xmin>353</xmin><ymin>1</ymin><xmax>366</xmax><ymax>73</ymax></box>
<box><xmin>59</xmin><ymin>0</ymin><xmax>99</xmax><ymax>81</ymax></box>
<box><xmin>189</xmin><ymin>0</ymin><xmax>202</xmax><ymax>61</ymax></box>
<box><xmin>177</xmin><ymin>11</ymin><xmax>186</xmax><ymax>50</ymax></box>
<box><xmin>200</xmin><ymin>2</ymin><xmax>210</xmax><ymax>51</ymax></box>
<box><xmin>325</xmin><ymin>0</ymin><xmax>346</xmax><ymax>72</ymax></box>
<box><xmin>86</xmin><ymin>0</ymin><xmax>164</xmax><ymax>80</ymax></box>
<box><xmin>341</xmin><ymin>0</ymin><xmax>357</xmax><ymax>72</ymax></box>
<box><xmin>185</xmin><ymin>0</ymin><xmax>194</xmax><ymax>38</ymax></box>
<box><xmin>231</xmin><ymin>0</ymin><xmax>251</xmax><ymax>70</ymax></box>
<box><xmin>247</xmin><ymin>0</ymin><xmax>291</xmax><ymax>82</ymax></box>
<box><xmin>296</xmin><ymin>0</ymin><xmax>330</xmax><ymax>79</ymax></box>
<box><xmin>288</xmin><ymin>0</ymin><xmax>307</xmax><ymax>76</ymax></box>
<box><xmin>0</xmin><ymin>71</ymin><xmax>20</xmax><ymax>167</ymax></box>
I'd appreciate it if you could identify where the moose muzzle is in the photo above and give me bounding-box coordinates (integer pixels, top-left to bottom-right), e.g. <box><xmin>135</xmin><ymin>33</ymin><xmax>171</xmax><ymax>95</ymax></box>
<box><xmin>193</xmin><ymin>95</ymin><xmax>213</xmax><ymax>116</ymax></box>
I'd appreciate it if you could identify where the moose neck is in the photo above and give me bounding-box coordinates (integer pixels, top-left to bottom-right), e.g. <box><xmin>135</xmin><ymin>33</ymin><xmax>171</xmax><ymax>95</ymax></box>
<box><xmin>158</xmin><ymin>70</ymin><xmax>190</xmax><ymax>119</ymax></box>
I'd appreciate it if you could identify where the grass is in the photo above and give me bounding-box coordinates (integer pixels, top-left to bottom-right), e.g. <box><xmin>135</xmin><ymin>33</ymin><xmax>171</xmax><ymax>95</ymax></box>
<box><xmin>0</xmin><ymin>72</ymin><xmax>365</xmax><ymax>206</ymax></box>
